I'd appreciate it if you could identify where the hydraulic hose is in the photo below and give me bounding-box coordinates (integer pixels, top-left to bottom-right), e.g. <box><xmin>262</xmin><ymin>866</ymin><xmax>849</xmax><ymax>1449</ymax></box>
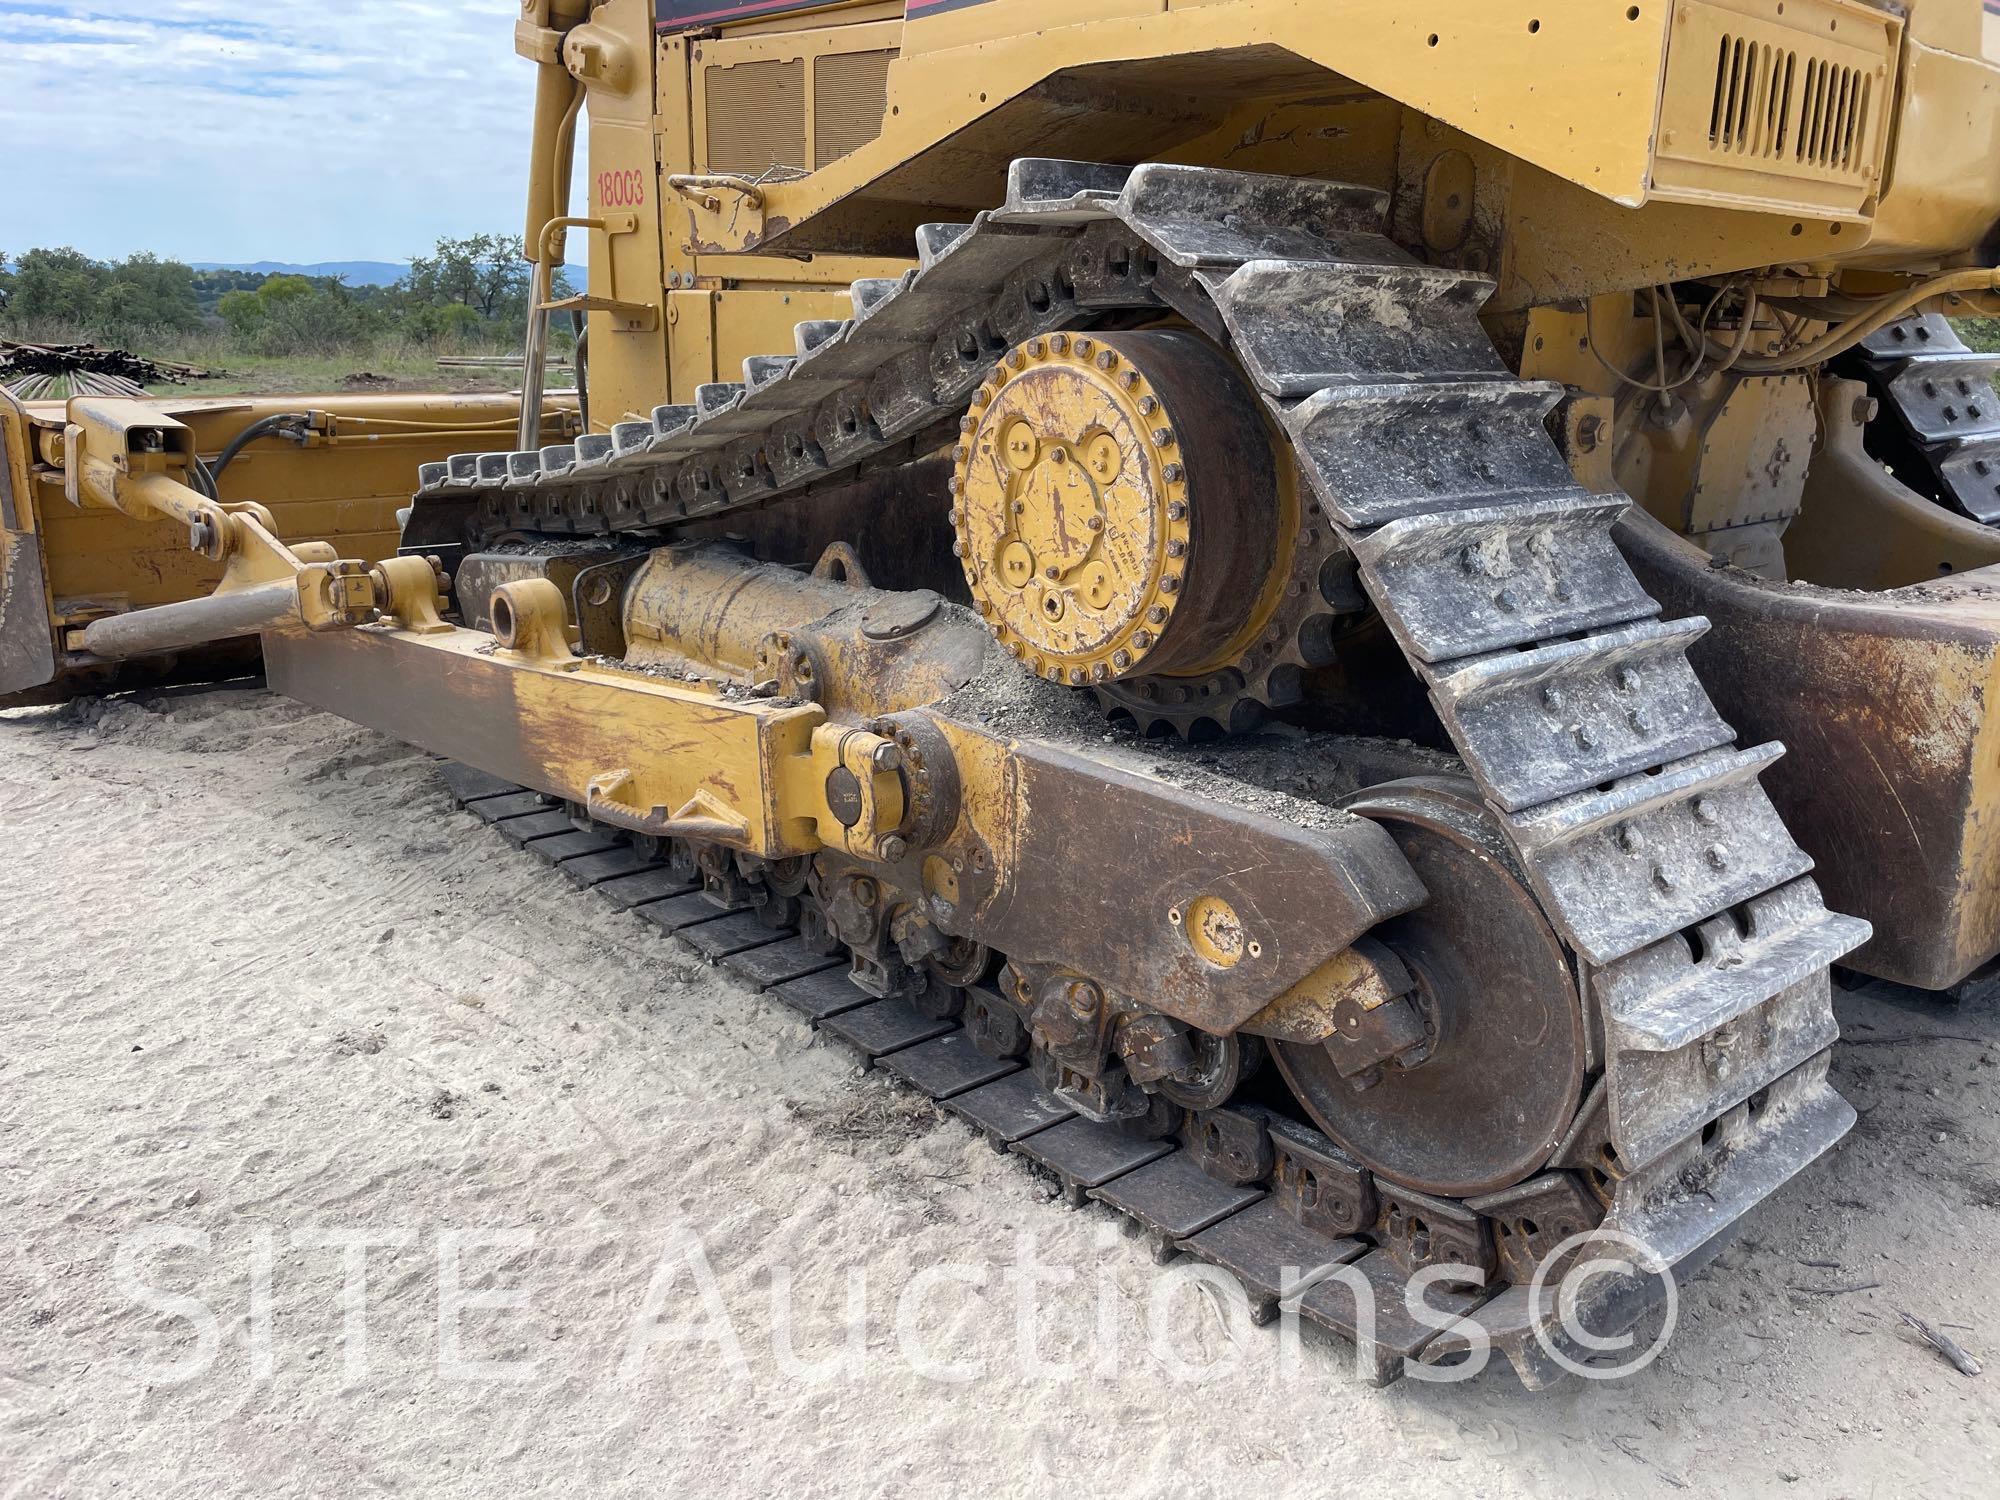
<box><xmin>209</xmin><ymin>413</ymin><xmax>312</xmax><ymax>483</ymax></box>
<box><xmin>1697</xmin><ymin>267</ymin><xmax>2000</xmax><ymax>374</ymax></box>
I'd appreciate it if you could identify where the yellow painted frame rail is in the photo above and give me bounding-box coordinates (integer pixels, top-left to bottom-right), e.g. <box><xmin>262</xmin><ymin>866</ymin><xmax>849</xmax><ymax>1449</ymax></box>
<box><xmin>264</xmin><ymin>621</ymin><xmax>899</xmax><ymax>861</ymax></box>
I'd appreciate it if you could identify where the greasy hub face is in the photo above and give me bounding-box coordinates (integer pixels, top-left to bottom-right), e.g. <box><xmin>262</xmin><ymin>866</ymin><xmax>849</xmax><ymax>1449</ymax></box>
<box><xmin>952</xmin><ymin>330</ymin><xmax>1282</xmax><ymax>686</ymax></box>
<box><xmin>1272</xmin><ymin>779</ymin><xmax>1588</xmax><ymax>1199</ymax></box>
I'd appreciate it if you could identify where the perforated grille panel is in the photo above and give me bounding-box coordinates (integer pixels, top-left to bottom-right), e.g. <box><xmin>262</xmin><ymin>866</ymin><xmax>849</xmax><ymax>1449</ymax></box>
<box><xmin>704</xmin><ymin>58</ymin><xmax>806</xmax><ymax>178</ymax></box>
<box><xmin>1652</xmin><ymin>0</ymin><xmax>1896</xmax><ymax>217</ymax></box>
<box><xmin>814</xmin><ymin>49</ymin><xmax>895</xmax><ymax>169</ymax></box>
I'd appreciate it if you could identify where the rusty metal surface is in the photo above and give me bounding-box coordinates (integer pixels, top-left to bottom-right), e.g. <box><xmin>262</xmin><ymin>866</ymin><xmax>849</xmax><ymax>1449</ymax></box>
<box><xmin>417</xmin><ymin>756</ymin><xmax>1817</xmax><ymax>1385</ymax></box>
<box><xmin>0</xmin><ymin>410</ymin><xmax>56</xmax><ymax>700</ymax></box>
<box><xmin>1466</xmin><ymin>1172</ymin><xmax>1604</xmax><ymax>1289</ymax></box>
<box><xmin>1620</xmin><ymin>508</ymin><xmax>2000</xmax><ymax>990</ymax></box>
<box><xmin>1268</xmin><ymin>1114</ymin><xmax>1377</xmax><ymax>1240</ymax></box>
<box><xmin>454</xmin><ymin>547</ymin><xmax>644</xmax><ymax>638</ymax></box>
<box><xmin>0</xmin><ymin>528</ymin><xmax>57</xmax><ymax>700</ymax></box>
<box><xmin>928</xmin><ymin>715</ymin><xmax>1427</xmax><ymax>1037</ymax></box>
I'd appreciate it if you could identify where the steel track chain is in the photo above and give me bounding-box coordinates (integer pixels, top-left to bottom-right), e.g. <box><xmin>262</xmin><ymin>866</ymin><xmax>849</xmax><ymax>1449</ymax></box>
<box><xmin>1854</xmin><ymin>312</ymin><xmax>2000</xmax><ymax>523</ymax></box>
<box><xmin>445</xmin><ymin>762</ymin><xmax>1675</xmax><ymax>1387</ymax></box>
<box><xmin>413</xmin><ymin>160</ymin><xmax>1868</xmax><ymax>1308</ymax></box>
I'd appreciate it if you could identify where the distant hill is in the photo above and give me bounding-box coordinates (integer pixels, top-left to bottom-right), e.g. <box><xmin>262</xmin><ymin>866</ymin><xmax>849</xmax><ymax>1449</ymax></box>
<box><xmin>191</xmin><ymin>260</ymin><xmax>408</xmax><ymax>287</ymax></box>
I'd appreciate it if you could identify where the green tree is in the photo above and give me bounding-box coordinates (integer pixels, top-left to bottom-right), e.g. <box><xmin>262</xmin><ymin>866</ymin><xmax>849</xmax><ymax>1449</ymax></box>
<box><xmin>400</xmin><ymin>233</ymin><xmax>533</xmax><ymax>323</ymax></box>
<box><xmin>0</xmin><ymin>234</ymin><xmax>565</xmax><ymax>358</ymax></box>
<box><xmin>8</xmin><ymin>247</ymin><xmax>107</xmax><ymax>325</ymax></box>
<box><xmin>403</xmin><ymin>301</ymin><xmax>487</xmax><ymax>346</ymax></box>
<box><xmin>1</xmin><ymin>248</ymin><xmax>200</xmax><ymax>339</ymax></box>
<box><xmin>217</xmin><ymin>273</ymin><xmax>377</xmax><ymax>355</ymax></box>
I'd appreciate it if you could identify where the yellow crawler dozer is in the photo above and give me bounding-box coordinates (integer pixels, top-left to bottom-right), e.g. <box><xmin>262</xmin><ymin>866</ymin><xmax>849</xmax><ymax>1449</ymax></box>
<box><xmin>7</xmin><ymin>0</ymin><xmax>2000</xmax><ymax>1384</ymax></box>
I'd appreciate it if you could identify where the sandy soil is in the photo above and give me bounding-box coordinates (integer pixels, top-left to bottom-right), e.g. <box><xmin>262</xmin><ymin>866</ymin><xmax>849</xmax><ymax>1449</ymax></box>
<box><xmin>2</xmin><ymin>684</ymin><xmax>1995</xmax><ymax>1499</ymax></box>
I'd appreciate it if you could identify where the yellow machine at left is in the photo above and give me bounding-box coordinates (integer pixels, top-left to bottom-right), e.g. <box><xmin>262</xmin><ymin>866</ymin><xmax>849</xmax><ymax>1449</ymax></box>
<box><xmin>0</xmin><ymin>386</ymin><xmax>579</xmax><ymax>703</ymax></box>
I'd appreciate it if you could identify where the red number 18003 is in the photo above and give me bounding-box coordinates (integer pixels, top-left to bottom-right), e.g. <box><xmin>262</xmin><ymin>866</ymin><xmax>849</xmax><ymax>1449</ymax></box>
<box><xmin>597</xmin><ymin>170</ymin><xmax>647</xmax><ymax>209</ymax></box>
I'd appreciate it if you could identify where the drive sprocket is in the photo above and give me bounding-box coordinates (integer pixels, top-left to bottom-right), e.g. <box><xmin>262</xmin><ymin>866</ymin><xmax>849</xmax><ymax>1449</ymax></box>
<box><xmin>948</xmin><ymin>328</ymin><xmax>1342</xmax><ymax>737</ymax></box>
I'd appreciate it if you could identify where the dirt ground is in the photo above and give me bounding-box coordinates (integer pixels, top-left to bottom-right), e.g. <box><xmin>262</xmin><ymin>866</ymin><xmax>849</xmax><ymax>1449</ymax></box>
<box><xmin>2</xmin><ymin>685</ymin><xmax>1995</xmax><ymax>1499</ymax></box>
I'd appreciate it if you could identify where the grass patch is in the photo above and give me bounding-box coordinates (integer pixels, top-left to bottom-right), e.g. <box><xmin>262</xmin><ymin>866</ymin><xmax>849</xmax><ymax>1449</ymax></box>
<box><xmin>2</xmin><ymin>318</ymin><xmax>567</xmax><ymax>399</ymax></box>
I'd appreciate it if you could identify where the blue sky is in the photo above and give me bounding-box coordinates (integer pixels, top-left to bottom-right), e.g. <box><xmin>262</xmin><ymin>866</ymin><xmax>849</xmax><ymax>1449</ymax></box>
<box><xmin>0</xmin><ymin>2</ymin><xmax>566</xmax><ymax>264</ymax></box>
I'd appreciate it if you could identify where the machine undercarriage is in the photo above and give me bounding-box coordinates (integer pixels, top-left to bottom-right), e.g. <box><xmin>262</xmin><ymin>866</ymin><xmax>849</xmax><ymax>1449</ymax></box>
<box><xmin>11</xmin><ymin>0</ymin><xmax>2000</xmax><ymax>1388</ymax></box>
<box><xmin>244</xmin><ymin>161</ymin><xmax>1868</xmax><ymax>1381</ymax></box>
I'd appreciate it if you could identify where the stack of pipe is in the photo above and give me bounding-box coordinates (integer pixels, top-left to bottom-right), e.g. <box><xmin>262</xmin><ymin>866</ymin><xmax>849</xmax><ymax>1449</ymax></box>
<box><xmin>0</xmin><ymin>338</ymin><xmax>217</xmax><ymax>400</ymax></box>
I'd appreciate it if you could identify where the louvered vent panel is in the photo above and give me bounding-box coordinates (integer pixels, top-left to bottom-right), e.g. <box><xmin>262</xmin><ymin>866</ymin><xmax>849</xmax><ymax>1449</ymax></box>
<box><xmin>704</xmin><ymin>59</ymin><xmax>806</xmax><ymax>178</ymax></box>
<box><xmin>1653</xmin><ymin>0</ymin><xmax>1896</xmax><ymax>217</ymax></box>
<box><xmin>814</xmin><ymin>49</ymin><xmax>895</xmax><ymax>169</ymax></box>
<box><xmin>1706</xmin><ymin>33</ymin><xmax>1872</xmax><ymax>170</ymax></box>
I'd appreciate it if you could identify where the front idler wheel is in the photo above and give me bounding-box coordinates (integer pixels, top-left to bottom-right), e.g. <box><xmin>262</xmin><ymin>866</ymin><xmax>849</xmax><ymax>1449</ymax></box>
<box><xmin>1270</xmin><ymin>778</ymin><xmax>1589</xmax><ymax>1200</ymax></box>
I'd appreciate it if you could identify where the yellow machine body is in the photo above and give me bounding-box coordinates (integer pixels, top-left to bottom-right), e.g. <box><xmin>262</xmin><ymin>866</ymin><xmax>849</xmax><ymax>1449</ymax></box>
<box><xmin>6</xmin><ymin>1</ymin><xmax>1999</xmax><ymax>966</ymax></box>
<box><xmin>0</xmin><ymin>390</ymin><xmax>580</xmax><ymax>701</ymax></box>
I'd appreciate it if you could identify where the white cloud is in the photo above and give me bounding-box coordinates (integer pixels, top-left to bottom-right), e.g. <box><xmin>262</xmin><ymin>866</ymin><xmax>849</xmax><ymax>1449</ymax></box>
<box><xmin>0</xmin><ymin>2</ymin><xmax>564</xmax><ymax>263</ymax></box>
